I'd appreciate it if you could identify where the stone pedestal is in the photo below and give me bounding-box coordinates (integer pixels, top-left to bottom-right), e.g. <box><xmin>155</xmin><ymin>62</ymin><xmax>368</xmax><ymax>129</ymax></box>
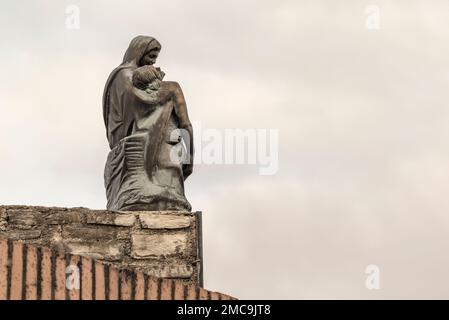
<box><xmin>0</xmin><ymin>206</ymin><xmax>203</xmax><ymax>285</ymax></box>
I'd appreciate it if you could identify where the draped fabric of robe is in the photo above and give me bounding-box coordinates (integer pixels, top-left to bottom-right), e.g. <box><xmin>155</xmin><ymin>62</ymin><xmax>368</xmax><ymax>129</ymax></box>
<box><xmin>102</xmin><ymin>36</ymin><xmax>191</xmax><ymax>211</ymax></box>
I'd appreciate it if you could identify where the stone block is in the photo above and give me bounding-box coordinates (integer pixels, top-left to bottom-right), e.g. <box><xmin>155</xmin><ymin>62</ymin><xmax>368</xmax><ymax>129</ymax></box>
<box><xmin>1</xmin><ymin>230</ymin><xmax>41</xmax><ymax>240</ymax></box>
<box><xmin>64</xmin><ymin>242</ymin><xmax>124</xmax><ymax>261</ymax></box>
<box><xmin>62</xmin><ymin>225</ymin><xmax>118</xmax><ymax>243</ymax></box>
<box><xmin>86</xmin><ymin>212</ymin><xmax>136</xmax><ymax>227</ymax></box>
<box><xmin>7</xmin><ymin>209</ymin><xmax>40</xmax><ymax>229</ymax></box>
<box><xmin>139</xmin><ymin>213</ymin><xmax>191</xmax><ymax>229</ymax></box>
<box><xmin>131</xmin><ymin>232</ymin><xmax>188</xmax><ymax>258</ymax></box>
<box><xmin>44</xmin><ymin>211</ymin><xmax>84</xmax><ymax>225</ymax></box>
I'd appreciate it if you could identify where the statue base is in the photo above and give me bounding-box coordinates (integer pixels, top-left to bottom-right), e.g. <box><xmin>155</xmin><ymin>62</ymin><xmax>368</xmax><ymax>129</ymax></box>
<box><xmin>0</xmin><ymin>205</ymin><xmax>203</xmax><ymax>286</ymax></box>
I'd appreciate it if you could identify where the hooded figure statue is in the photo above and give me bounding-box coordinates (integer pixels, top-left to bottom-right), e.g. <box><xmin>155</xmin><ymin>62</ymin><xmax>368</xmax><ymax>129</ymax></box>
<box><xmin>103</xmin><ymin>35</ymin><xmax>193</xmax><ymax>211</ymax></box>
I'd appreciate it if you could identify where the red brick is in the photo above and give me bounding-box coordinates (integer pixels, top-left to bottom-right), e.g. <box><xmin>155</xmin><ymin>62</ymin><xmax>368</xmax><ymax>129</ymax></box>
<box><xmin>95</xmin><ymin>262</ymin><xmax>105</xmax><ymax>300</ymax></box>
<box><xmin>210</xmin><ymin>292</ymin><xmax>220</xmax><ymax>300</ymax></box>
<box><xmin>220</xmin><ymin>293</ymin><xmax>232</xmax><ymax>300</ymax></box>
<box><xmin>40</xmin><ymin>248</ymin><xmax>52</xmax><ymax>300</ymax></box>
<box><xmin>198</xmin><ymin>287</ymin><xmax>209</xmax><ymax>300</ymax></box>
<box><xmin>10</xmin><ymin>241</ymin><xmax>24</xmax><ymax>300</ymax></box>
<box><xmin>0</xmin><ymin>238</ymin><xmax>8</xmax><ymax>300</ymax></box>
<box><xmin>120</xmin><ymin>271</ymin><xmax>132</xmax><ymax>300</ymax></box>
<box><xmin>134</xmin><ymin>271</ymin><xmax>145</xmax><ymax>300</ymax></box>
<box><xmin>174</xmin><ymin>281</ymin><xmax>185</xmax><ymax>300</ymax></box>
<box><xmin>108</xmin><ymin>267</ymin><xmax>119</xmax><ymax>300</ymax></box>
<box><xmin>186</xmin><ymin>284</ymin><xmax>197</xmax><ymax>300</ymax></box>
<box><xmin>54</xmin><ymin>252</ymin><xmax>66</xmax><ymax>300</ymax></box>
<box><xmin>160</xmin><ymin>279</ymin><xmax>172</xmax><ymax>300</ymax></box>
<box><xmin>0</xmin><ymin>237</ymin><xmax>237</xmax><ymax>301</ymax></box>
<box><xmin>81</xmin><ymin>256</ymin><xmax>92</xmax><ymax>300</ymax></box>
<box><xmin>146</xmin><ymin>277</ymin><xmax>158</xmax><ymax>300</ymax></box>
<box><xmin>25</xmin><ymin>245</ymin><xmax>38</xmax><ymax>300</ymax></box>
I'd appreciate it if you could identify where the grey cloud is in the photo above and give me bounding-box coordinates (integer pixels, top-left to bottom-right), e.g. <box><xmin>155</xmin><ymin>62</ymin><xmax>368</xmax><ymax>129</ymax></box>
<box><xmin>1</xmin><ymin>0</ymin><xmax>449</xmax><ymax>299</ymax></box>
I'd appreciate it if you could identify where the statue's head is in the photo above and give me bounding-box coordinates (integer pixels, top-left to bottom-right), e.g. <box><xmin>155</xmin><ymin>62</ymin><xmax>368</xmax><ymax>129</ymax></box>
<box><xmin>139</xmin><ymin>46</ymin><xmax>160</xmax><ymax>66</ymax></box>
<box><xmin>132</xmin><ymin>65</ymin><xmax>163</xmax><ymax>91</ymax></box>
<box><xmin>122</xmin><ymin>35</ymin><xmax>162</xmax><ymax>67</ymax></box>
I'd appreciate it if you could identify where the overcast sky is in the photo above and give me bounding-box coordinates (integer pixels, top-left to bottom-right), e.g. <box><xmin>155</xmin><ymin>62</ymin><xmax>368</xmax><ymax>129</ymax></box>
<box><xmin>1</xmin><ymin>0</ymin><xmax>449</xmax><ymax>299</ymax></box>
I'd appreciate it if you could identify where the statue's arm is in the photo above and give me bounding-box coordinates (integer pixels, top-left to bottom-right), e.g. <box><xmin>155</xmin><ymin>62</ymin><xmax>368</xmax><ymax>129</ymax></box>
<box><xmin>131</xmin><ymin>86</ymin><xmax>159</xmax><ymax>104</ymax></box>
<box><xmin>166</xmin><ymin>81</ymin><xmax>194</xmax><ymax>179</ymax></box>
<box><xmin>117</xmin><ymin>70</ymin><xmax>156</xmax><ymax>105</ymax></box>
<box><xmin>169</xmin><ymin>82</ymin><xmax>192</xmax><ymax>128</ymax></box>
<box><xmin>128</xmin><ymin>76</ymin><xmax>194</xmax><ymax>179</ymax></box>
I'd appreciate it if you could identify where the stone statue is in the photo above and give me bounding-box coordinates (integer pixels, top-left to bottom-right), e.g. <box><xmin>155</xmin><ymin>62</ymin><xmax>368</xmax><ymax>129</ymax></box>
<box><xmin>103</xmin><ymin>36</ymin><xmax>194</xmax><ymax>212</ymax></box>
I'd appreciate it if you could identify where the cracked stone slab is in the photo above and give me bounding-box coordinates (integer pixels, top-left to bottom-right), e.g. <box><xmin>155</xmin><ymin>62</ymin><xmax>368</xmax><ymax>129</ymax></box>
<box><xmin>63</xmin><ymin>242</ymin><xmax>124</xmax><ymax>261</ymax></box>
<box><xmin>139</xmin><ymin>213</ymin><xmax>192</xmax><ymax>229</ymax></box>
<box><xmin>1</xmin><ymin>230</ymin><xmax>42</xmax><ymax>240</ymax></box>
<box><xmin>131</xmin><ymin>232</ymin><xmax>188</xmax><ymax>258</ymax></box>
<box><xmin>86</xmin><ymin>212</ymin><xmax>136</xmax><ymax>227</ymax></box>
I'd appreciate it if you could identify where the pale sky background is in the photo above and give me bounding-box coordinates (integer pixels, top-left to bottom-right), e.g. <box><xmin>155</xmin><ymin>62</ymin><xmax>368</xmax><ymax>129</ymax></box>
<box><xmin>1</xmin><ymin>0</ymin><xmax>449</xmax><ymax>299</ymax></box>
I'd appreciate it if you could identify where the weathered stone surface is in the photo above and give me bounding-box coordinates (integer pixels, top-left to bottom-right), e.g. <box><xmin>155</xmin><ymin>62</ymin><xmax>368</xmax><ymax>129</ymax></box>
<box><xmin>0</xmin><ymin>205</ymin><xmax>201</xmax><ymax>285</ymax></box>
<box><xmin>0</xmin><ymin>209</ymin><xmax>6</xmax><ymax>231</ymax></box>
<box><xmin>44</xmin><ymin>211</ymin><xmax>84</xmax><ymax>225</ymax></box>
<box><xmin>139</xmin><ymin>213</ymin><xmax>192</xmax><ymax>229</ymax></box>
<box><xmin>63</xmin><ymin>242</ymin><xmax>124</xmax><ymax>261</ymax></box>
<box><xmin>1</xmin><ymin>230</ymin><xmax>42</xmax><ymax>240</ymax></box>
<box><xmin>131</xmin><ymin>232</ymin><xmax>188</xmax><ymax>258</ymax></box>
<box><xmin>62</xmin><ymin>225</ymin><xmax>118</xmax><ymax>242</ymax></box>
<box><xmin>146</xmin><ymin>264</ymin><xmax>194</xmax><ymax>278</ymax></box>
<box><xmin>114</xmin><ymin>214</ymin><xmax>136</xmax><ymax>226</ymax></box>
<box><xmin>117</xmin><ymin>230</ymin><xmax>130</xmax><ymax>240</ymax></box>
<box><xmin>0</xmin><ymin>207</ymin><xmax>6</xmax><ymax>219</ymax></box>
<box><xmin>86</xmin><ymin>212</ymin><xmax>136</xmax><ymax>227</ymax></box>
<box><xmin>7</xmin><ymin>209</ymin><xmax>40</xmax><ymax>229</ymax></box>
<box><xmin>0</xmin><ymin>208</ymin><xmax>6</xmax><ymax>231</ymax></box>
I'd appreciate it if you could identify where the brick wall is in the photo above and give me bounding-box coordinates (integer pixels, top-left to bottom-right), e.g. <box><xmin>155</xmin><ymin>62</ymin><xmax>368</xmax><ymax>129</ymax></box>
<box><xmin>0</xmin><ymin>236</ymin><xmax>234</xmax><ymax>300</ymax></box>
